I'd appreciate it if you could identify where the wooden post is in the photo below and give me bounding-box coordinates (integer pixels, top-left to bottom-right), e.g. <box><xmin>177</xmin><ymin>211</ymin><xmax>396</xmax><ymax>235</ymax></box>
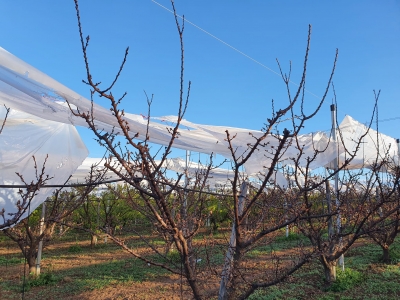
<box><xmin>218</xmin><ymin>181</ymin><xmax>248</xmax><ymax>300</ymax></box>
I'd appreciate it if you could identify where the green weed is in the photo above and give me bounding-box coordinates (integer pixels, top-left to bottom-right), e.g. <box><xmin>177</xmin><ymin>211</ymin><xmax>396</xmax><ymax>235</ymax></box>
<box><xmin>68</xmin><ymin>244</ymin><xmax>83</xmax><ymax>253</ymax></box>
<box><xmin>247</xmin><ymin>285</ymin><xmax>287</xmax><ymax>300</ymax></box>
<box><xmin>166</xmin><ymin>249</ymin><xmax>181</xmax><ymax>263</ymax></box>
<box><xmin>328</xmin><ymin>268</ymin><xmax>364</xmax><ymax>292</ymax></box>
<box><xmin>28</xmin><ymin>272</ymin><xmax>59</xmax><ymax>287</ymax></box>
<box><xmin>388</xmin><ymin>245</ymin><xmax>400</xmax><ymax>263</ymax></box>
<box><xmin>0</xmin><ymin>256</ymin><xmax>24</xmax><ymax>266</ymax></box>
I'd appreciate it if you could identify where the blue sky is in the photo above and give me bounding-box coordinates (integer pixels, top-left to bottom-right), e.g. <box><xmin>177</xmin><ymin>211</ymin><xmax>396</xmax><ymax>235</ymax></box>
<box><xmin>1</xmin><ymin>0</ymin><xmax>399</xmax><ymax>158</ymax></box>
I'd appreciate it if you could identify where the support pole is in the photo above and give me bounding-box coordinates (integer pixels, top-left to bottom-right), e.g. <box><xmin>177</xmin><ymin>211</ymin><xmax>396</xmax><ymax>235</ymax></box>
<box><xmin>285</xmin><ymin>204</ymin><xmax>289</xmax><ymax>238</ymax></box>
<box><xmin>105</xmin><ymin>196</ymin><xmax>110</xmax><ymax>244</ymax></box>
<box><xmin>219</xmin><ymin>181</ymin><xmax>248</xmax><ymax>300</ymax></box>
<box><xmin>281</xmin><ymin>163</ymin><xmax>289</xmax><ymax>238</ymax></box>
<box><xmin>325</xmin><ymin>169</ymin><xmax>334</xmax><ymax>240</ymax></box>
<box><xmin>97</xmin><ymin>198</ymin><xmax>100</xmax><ymax>229</ymax></box>
<box><xmin>182</xmin><ymin>150</ymin><xmax>192</xmax><ymax>264</ymax></box>
<box><xmin>35</xmin><ymin>201</ymin><xmax>46</xmax><ymax>276</ymax></box>
<box><xmin>331</xmin><ymin>104</ymin><xmax>344</xmax><ymax>270</ymax></box>
<box><xmin>183</xmin><ymin>150</ymin><xmax>190</xmax><ymax>222</ymax></box>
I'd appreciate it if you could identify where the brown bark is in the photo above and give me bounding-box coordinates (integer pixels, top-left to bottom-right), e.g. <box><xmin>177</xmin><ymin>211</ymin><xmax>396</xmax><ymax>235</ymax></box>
<box><xmin>382</xmin><ymin>245</ymin><xmax>391</xmax><ymax>264</ymax></box>
<box><xmin>90</xmin><ymin>234</ymin><xmax>98</xmax><ymax>248</ymax></box>
<box><xmin>227</xmin><ymin>248</ymin><xmax>243</xmax><ymax>300</ymax></box>
<box><xmin>28</xmin><ymin>255</ymin><xmax>37</xmax><ymax>275</ymax></box>
<box><xmin>320</xmin><ymin>255</ymin><xmax>337</xmax><ymax>284</ymax></box>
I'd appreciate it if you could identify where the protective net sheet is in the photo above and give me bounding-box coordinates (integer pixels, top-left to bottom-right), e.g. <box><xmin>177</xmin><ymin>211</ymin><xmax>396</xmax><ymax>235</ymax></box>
<box><xmin>2</xmin><ymin>46</ymin><xmax>398</xmax><ymax>173</ymax></box>
<box><xmin>68</xmin><ymin>157</ymin><xmax>122</xmax><ymax>183</ymax></box>
<box><xmin>333</xmin><ymin>115</ymin><xmax>399</xmax><ymax>170</ymax></box>
<box><xmin>0</xmin><ymin>106</ymin><xmax>88</xmax><ymax>228</ymax></box>
<box><xmin>1</xmin><ymin>47</ymin><xmax>399</xmax><ymax>227</ymax></box>
<box><xmin>0</xmin><ymin>47</ymin><xmax>340</xmax><ymax>173</ymax></box>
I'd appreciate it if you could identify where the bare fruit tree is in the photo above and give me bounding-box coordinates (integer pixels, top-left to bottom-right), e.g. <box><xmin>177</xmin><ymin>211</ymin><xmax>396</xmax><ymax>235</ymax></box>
<box><xmin>0</xmin><ymin>156</ymin><xmax>51</xmax><ymax>230</ymax></box>
<box><xmin>72</xmin><ymin>0</ymin><xmax>206</xmax><ymax>297</ymax></box>
<box><xmin>2</xmin><ymin>165</ymin><xmax>106</xmax><ymax>275</ymax></box>
<box><xmin>367</xmin><ymin>154</ymin><xmax>400</xmax><ymax>264</ymax></box>
<box><xmin>70</xmin><ymin>1</ymin><xmax>385</xmax><ymax>299</ymax></box>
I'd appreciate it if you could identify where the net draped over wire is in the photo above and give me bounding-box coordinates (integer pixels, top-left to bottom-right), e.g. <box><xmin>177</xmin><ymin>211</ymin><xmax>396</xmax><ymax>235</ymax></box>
<box><xmin>0</xmin><ymin>47</ymin><xmax>399</xmax><ymax>227</ymax></box>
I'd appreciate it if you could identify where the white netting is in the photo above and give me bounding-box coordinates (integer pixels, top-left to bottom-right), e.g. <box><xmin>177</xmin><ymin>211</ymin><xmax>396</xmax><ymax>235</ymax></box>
<box><xmin>1</xmin><ymin>47</ymin><xmax>399</xmax><ymax>227</ymax></box>
<box><xmin>0</xmin><ymin>107</ymin><xmax>88</xmax><ymax>227</ymax></box>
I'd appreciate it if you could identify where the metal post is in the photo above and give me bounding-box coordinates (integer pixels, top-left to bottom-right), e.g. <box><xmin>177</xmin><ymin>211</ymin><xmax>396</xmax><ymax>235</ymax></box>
<box><xmin>281</xmin><ymin>163</ymin><xmax>289</xmax><ymax>238</ymax></box>
<box><xmin>331</xmin><ymin>104</ymin><xmax>344</xmax><ymax>270</ymax></box>
<box><xmin>219</xmin><ymin>181</ymin><xmax>248</xmax><ymax>300</ymax></box>
<box><xmin>97</xmin><ymin>198</ymin><xmax>100</xmax><ymax>229</ymax></box>
<box><xmin>183</xmin><ymin>150</ymin><xmax>190</xmax><ymax>222</ymax></box>
<box><xmin>105</xmin><ymin>196</ymin><xmax>110</xmax><ymax>244</ymax></box>
<box><xmin>325</xmin><ymin>169</ymin><xmax>334</xmax><ymax>240</ymax></box>
<box><xmin>182</xmin><ymin>150</ymin><xmax>192</xmax><ymax>264</ymax></box>
<box><xmin>35</xmin><ymin>201</ymin><xmax>46</xmax><ymax>276</ymax></box>
<box><xmin>185</xmin><ymin>150</ymin><xmax>190</xmax><ymax>195</ymax></box>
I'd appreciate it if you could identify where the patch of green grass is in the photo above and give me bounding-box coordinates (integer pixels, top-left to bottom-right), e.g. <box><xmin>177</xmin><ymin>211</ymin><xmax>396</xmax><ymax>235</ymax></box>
<box><xmin>28</xmin><ymin>272</ymin><xmax>59</xmax><ymax>287</ymax></box>
<box><xmin>2</xmin><ymin>272</ymin><xmax>60</xmax><ymax>293</ymax></box>
<box><xmin>248</xmin><ymin>233</ymin><xmax>310</xmax><ymax>257</ymax></box>
<box><xmin>1</xmin><ymin>256</ymin><xmax>170</xmax><ymax>296</ymax></box>
<box><xmin>293</xmin><ymin>265</ymin><xmax>322</xmax><ymax>279</ymax></box>
<box><xmin>275</xmin><ymin>231</ymin><xmax>302</xmax><ymax>242</ymax></box>
<box><xmin>361</xmin><ymin>264</ymin><xmax>400</xmax><ymax>296</ymax></box>
<box><xmin>204</xmin><ymin>252</ymin><xmax>225</xmax><ymax>265</ymax></box>
<box><xmin>0</xmin><ymin>256</ymin><xmax>24</xmax><ymax>266</ymax></box>
<box><xmin>388</xmin><ymin>244</ymin><xmax>400</xmax><ymax>264</ymax></box>
<box><xmin>193</xmin><ymin>248</ymin><xmax>225</xmax><ymax>266</ymax></box>
<box><xmin>248</xmin><ymin>282</ymin><xmax>312</xmax><ymax>300</ymax></box>
<box><xmin>363</xmin><ymin>278</ymin><xmax>400</xmax><ymax>296</ymax></box>
<box><xmin>345</xmin><ymin>242</ymin><xmax>382</xmax><ymax>267</ymax></box>
<box><xmin>383</xmin><ymin>264</ymin><xmax>400</xmax><ymax>277</ymax></box>
<box><xmin>327</xmin><ymin>268</ymin><xmax>364</xmax><ymax>292</ymax></box>
<box><xmin>247</xmin><ymin>285</ymin><xmax>287</xmax><ymax>300</ymax></box>
<box><xmin>166</xmin><ymin>249</ymin><xmax>181</xmax><ymax>264</ymax></box>
<box><xmin>68</xmin><ymin>244</ymin><xmax>83</xmax><ymax>253</ymax></box>
<box><xmin>63</xmin><ymin>257</ymin><xmax>168</xmax><ymax>292</ymax></box>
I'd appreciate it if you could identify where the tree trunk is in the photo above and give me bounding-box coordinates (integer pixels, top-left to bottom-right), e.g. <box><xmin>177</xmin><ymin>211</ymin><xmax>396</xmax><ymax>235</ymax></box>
<box><xmin>219</xmin><ymin>182</ymin><xmax>248</xmax><ymax>300</ymax></box>
<box><xmin>321</xmin><ymin>256</ymin><xmax>337</xmax><ymax>284</ymax></box>
<box><xmin>15</xmin><ymin>237</ymin><xmax>39</xmax><ymax>276</ymax></box>
<box><xmin>226</xmin><ymin>249</ymin><xmax>243</xmax><ymax>300</ymax></box>
<box><xmin>28</xmin><ymin>252</ymin><xmax>37</xmax><ymax>275</ymax></box>
<box><xmin>91</xmin><ymin>234</ymin><xmax>98</xmax><ymax>248</ymax></box>
<box><xmin>382</xmin><ymin>245</ymin><xmax>391</xmax><ymax>264</ymax></box>
<box><xmin>180</xmin><ymin>241</ymin><xmax>202</xmax><ymax>300</ymax></box>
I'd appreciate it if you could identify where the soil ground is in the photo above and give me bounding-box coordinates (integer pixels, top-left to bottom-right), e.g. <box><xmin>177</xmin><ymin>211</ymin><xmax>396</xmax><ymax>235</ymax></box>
<box><xmin>1</xmin><ymin>231</ymin><xmax>400</xmax><ymax>300</ymax></box>
<box><xmin>0</xmin><ymin>236</ymin><xmax>197</xmax><ymax>300</ymax></box>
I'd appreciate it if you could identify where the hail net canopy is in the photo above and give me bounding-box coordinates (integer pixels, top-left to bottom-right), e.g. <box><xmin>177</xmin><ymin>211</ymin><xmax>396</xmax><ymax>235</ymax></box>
<box><xmin>1</xmin><ymin>47</ymin><xmax>399</xmax><ymax>227</ymax></box>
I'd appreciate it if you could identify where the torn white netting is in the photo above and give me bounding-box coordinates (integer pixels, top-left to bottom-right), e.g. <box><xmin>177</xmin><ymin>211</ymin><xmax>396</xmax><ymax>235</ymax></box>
<box><xmin>0</xmin><ymin>107</ymin><xmax>88</xmax><ymax>228</ymax></box>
